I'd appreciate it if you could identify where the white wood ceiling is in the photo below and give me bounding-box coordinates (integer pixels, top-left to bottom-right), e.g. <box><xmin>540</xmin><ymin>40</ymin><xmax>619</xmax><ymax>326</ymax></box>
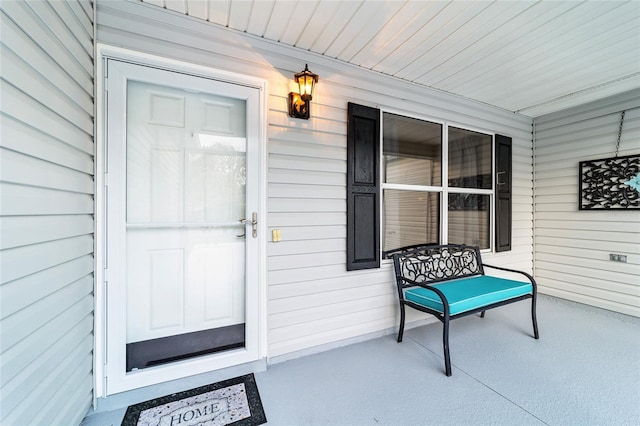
<box><xmin>140</xmin><ymin>0</ymin><xmax>640</xmax><ymax>117</ymax></box>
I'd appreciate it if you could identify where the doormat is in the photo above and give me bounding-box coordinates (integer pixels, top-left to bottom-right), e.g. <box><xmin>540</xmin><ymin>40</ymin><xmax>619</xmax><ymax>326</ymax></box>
<box><xmin>121</xmin><ymin>373</ymin><xmax>267</xmax><ymax>426</ymax></box>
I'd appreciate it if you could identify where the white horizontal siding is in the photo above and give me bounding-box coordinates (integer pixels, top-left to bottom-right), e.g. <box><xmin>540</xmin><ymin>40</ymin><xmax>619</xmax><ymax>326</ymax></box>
<box><xmin>0</xmin><ymin>1</ymin><xmax>94</xmax><ymax>425</ymax></box>
<box><xmin>534</xmin><ymin>89</ymin><xmax>640</xmax><ymax>317</ymax></box>
<box><xmin>97</xmin><ymin>0</ymin><xmax>533</xmax><ymax>361</ymax></box>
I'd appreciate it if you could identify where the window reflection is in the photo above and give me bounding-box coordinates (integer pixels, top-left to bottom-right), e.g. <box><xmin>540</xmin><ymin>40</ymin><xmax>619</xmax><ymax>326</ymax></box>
<box><xmin>448</xmin><ymin>193</ymin><xmax>490</xmax><ymax>249</ymax></box>
<box><xmin>381</xmin><ymin>113</ymin><xmax>494</xmax><ymax>252</ymax></box>
<box><xmin>448</xmin><ymin>127</ymin><xmax>492</xmax><ymax>189</ymax></box>
<box><xmin>383</xmin><ymin>190</ymin><xmax>440</xmax><ymax>252</ymax></box>
<box><xmin>383</xmin><ymin>113</ymin><xmax>442</xmax><ymax>186</ymax></box>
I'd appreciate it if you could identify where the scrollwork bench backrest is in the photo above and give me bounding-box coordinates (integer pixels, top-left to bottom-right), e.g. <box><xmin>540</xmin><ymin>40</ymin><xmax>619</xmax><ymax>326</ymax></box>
<box><xmin>392</xmin><ymin>244</ymin><xmax>484</xmax><ymax>289</ymax></box>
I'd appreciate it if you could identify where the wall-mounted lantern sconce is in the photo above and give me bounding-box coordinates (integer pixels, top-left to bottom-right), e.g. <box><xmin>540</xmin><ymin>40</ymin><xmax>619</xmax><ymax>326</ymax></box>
<box><xmin>288</xmin><ymin>64</ymin><xmax>319</xmax><ymax>120</ymax></box>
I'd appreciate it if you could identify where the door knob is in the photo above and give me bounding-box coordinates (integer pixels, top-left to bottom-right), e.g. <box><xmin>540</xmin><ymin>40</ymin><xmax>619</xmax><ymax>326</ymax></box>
<box><xmin>239</xmin><ymin>212</ymin><xmax>258</xmax><ymax>238</ymax></box>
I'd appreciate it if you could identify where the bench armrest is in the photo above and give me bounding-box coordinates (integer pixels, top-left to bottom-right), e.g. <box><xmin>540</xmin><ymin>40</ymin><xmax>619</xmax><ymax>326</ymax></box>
<box><xmin>396</xmin><ymin>276</ymin><xmax>451</xmax><ymax>315</ymax></box>
<box><xmin>482</xmin><ymin>263</ymin><xmax>538</xmax><ymax>292</ymax></box>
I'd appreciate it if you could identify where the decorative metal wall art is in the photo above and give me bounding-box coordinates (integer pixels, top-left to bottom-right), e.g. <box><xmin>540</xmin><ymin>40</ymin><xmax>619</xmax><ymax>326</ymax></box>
<box><xmin>579</xmin><ymin>154</ymin><xmax>640</xmax><ymax>210</ymax></box>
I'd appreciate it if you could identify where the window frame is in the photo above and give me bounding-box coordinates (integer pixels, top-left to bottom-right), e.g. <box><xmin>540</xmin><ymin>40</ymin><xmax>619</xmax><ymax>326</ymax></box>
<box><xmin>380</xmin><ymin>109</ymin><xmax>496</xmax><ymax>254</ymax></box>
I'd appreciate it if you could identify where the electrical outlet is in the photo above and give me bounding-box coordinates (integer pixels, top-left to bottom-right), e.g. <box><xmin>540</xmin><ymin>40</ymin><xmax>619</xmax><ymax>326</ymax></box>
<box><xmin>272</xmin><ymin>229</ymin><xmax>281</xmax><ymax>242</ymax></box>
<box><xmin>609</xmin><ymin>254</ymin><xmax>627</xmax><ymax>263</ymax></box>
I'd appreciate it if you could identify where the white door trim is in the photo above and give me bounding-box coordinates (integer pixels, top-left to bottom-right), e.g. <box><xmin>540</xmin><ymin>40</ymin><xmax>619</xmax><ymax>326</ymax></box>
<box><xmin>95</xmin><ymin>44</ymin><xmax>268</xmax><ymax>397</ymax></box>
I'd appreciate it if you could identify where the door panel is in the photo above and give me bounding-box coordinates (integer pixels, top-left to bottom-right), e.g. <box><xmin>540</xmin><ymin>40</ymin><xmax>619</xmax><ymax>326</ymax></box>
<box><xmin>125</xmin><ymin>229</ymin><xmax>245</xmax><ymax>342</ymax></box>
<box><xmin>105</xmin><ymin>58</ymin><xmax>262</xmax><ymax>393</ymax></box>
<box><xmin>125</xmin><ymin>80</ymin><xmax>247</xmax><ymax>344</ymax></box>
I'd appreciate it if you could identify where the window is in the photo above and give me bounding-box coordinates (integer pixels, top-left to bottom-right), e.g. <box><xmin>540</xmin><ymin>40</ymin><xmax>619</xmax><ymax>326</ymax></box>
<box><xmin>382</xmin><ymin>113</ymin><xmax>494</xmax><ymax>251</ymax></box>
<box><xmin>346</xmin><ymin>103</ymin><xmax>511</xmax><ymax>271</ymax></box>
<box><xmin>447</xmin><ymin>126</ymin><xmax>493</xmax><ymax>249</ymax></box>
<box><xmin>382</xmin><ymin>113</ymin><xmax>441</xmax><ymax>249</ymax></box>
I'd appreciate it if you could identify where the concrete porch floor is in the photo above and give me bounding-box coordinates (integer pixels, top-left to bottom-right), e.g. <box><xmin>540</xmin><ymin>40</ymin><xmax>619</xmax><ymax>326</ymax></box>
<box><xmin>82</xmin><ymin>295</ymin><xmax>640</xmax><ymax>425</ymax></box>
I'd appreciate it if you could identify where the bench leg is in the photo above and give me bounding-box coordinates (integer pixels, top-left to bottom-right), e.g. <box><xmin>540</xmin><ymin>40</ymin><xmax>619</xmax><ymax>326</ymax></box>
<box><xmin>443</xmin><ymin>316</ymin><xmax>452</xmax><ymax>376</ymax></box>
<box><xmin>397</xmin><ymin>302</ymin><xmax>406</xmax><ymax>343</ymax></box>
<box><xmin>531</xmin><ymin>296</ymin><xmax>540</xmax><ymax>339</ymax></box>
<box><xmin>480</xmin><ymin>310</ymin><xmax>486</xmax><ymax>318</ymax></box>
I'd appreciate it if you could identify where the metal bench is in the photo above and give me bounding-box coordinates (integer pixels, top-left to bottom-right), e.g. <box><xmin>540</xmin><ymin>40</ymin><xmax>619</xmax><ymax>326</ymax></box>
<box><xmin>391</xmin><ymin>244</ymin><xmax>539</xmax><ymax>376</ymax></box>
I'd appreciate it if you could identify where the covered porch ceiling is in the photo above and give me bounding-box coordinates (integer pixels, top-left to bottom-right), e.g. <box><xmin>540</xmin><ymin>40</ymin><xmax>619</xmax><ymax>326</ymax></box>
<box><xmin>140</xmin><ymin>0</ymin><xmax>640</xmax><ymax>117</ymax></box>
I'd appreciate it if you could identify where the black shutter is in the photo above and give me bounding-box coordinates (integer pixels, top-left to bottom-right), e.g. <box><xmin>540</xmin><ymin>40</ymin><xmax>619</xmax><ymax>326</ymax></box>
<box><xmin>346</xmin><ymin>103</ymin><xmax>380</xmax><ymax>270</ymax></box>
<box><xmin>495</xmin><ymin>134</ymin><xmax>512</xmax><ymax>252</ymax></box>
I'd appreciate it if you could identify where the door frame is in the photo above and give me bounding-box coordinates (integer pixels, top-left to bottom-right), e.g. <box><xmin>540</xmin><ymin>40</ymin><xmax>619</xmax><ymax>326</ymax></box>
<box><xmin>95</xmin><ymin>44</ymin><xmax>268</xmax><ymax>397</ymax></box>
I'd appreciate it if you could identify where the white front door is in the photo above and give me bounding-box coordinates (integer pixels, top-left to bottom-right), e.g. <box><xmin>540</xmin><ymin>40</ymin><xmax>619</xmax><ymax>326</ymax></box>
<box><xmin>105</xmin><ymin>59</ymin><xmax>262</xmax><ymax>394</ymax></box>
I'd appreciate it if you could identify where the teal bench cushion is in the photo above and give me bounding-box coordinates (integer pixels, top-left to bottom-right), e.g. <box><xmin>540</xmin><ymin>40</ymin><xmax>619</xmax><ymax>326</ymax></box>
<box><xmin>404</xmin><ymin>275</ymin><xmax>533</xmax><ymax>316</ymax></box>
